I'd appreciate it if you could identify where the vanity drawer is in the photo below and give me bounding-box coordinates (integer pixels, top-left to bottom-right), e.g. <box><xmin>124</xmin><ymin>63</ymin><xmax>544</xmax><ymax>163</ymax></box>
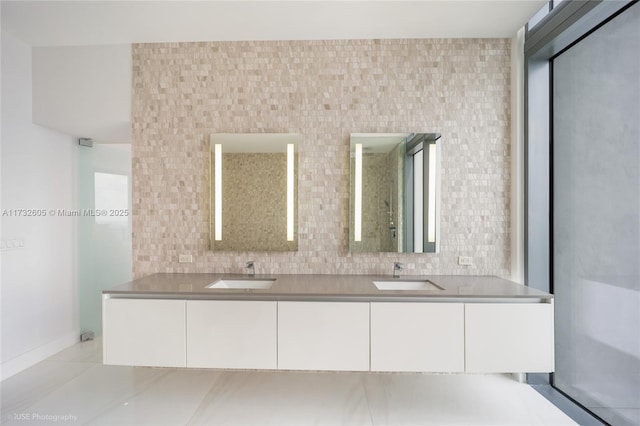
<box><xmin>465</xmin><ymin>303</ymin><xmax>554</xmax><ymax>373</ymax></box>
<box><xmin>103</xmin><ymin>297</ymin><xmax>186</xmax><ymax>368</ymax></box>
<box><xmin>371</xmin><ymin>302</ymin><xmax>464</xmax><ymax>372</ymax></box>
<box><xmin>278</xmin><ymin>301</ymin><xmax>369</xmax><ymax>371</ymax></box>
<box><xmin>186</xmin><ymin>300</ymin><xmax>277</xmax><ymax>369</ymax></box>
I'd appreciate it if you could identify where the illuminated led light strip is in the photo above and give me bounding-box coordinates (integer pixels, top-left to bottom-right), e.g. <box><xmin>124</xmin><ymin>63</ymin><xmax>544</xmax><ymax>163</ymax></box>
<box><xmin>214</xmin><ymin>143</ymin><xmax>222</xmax><ymax>241</ymax></box>
<box><xmin>414</xmin><ymin>150</ymin><xmax>423</xmax><ymax>252</ymax></box>
<box><xmin>354</xmin><ymin>143</ymin><xmax>363</xmax><ymax>242</ymax></box>
<box><xmin>287</xmin><ymin>143</ymin><xmax>295</xmax><ymax>241</ymax></box>
<box><xmin>427</xmin><ymin>143</ymin><xmax>437</xmax><ymax>243</ymax></box>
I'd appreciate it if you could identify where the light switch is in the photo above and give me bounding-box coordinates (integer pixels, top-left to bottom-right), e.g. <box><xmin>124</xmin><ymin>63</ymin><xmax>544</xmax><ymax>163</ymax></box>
<box><xmin>1</xmin><ymin>238</ymin><xmax>26</xmax><ymax>251</ymax></box>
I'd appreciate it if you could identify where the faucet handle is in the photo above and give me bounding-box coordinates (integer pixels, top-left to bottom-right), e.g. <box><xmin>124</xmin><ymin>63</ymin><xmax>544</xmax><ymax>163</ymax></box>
<box><xmin>245</xmin><ymin>261</ymin><xmax>255</xmax><ymax>277</ymax></box>
<box><xmin>393</xmin><ymin>262</ymin><xmax>403</xmax><ymax>278</ymax></box>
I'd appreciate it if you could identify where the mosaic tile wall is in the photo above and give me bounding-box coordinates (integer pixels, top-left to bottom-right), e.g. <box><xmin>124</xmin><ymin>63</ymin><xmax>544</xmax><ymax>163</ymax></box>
<box><xmin>132</xmin><ymin>39</ymin><xmax>511</xmax><ymax>278</ymax></box>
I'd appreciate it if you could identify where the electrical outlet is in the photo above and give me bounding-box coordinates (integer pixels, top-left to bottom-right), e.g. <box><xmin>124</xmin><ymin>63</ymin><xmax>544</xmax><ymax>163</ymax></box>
<box><xmin>458</xmin><ymin>256</ymin><xmax>474</xmax><ymax>266</ymax></box>
<box><xmin>179</xmin><ymin>254</ymin><xmax>193</xmax><ymax>263</ymax></box>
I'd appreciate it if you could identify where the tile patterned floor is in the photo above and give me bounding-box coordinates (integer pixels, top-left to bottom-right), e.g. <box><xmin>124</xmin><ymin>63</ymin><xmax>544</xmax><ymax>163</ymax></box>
<box><xmin>1</xmin><ymin>339</ymin><xmax>577</xmax><ymax>425</ymax></box>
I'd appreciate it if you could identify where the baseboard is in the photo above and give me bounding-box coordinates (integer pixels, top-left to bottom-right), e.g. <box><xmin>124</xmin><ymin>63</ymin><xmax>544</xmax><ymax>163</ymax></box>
<box><xmin>1</xmin><ymin>331</ymin><xmax>79</xmax><ymax>381</ymax></box>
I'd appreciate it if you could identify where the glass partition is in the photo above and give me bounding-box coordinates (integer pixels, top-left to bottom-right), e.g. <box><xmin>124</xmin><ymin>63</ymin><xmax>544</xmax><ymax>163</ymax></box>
<box><xmin>78</xmin><ymin>144</ymin><xmax>132</xmax><ymax>336</ymax></box>
<box><xmin>552</xmin><ymin>3</ymin><xmax>639</xmax><ymax>425</ymax></box>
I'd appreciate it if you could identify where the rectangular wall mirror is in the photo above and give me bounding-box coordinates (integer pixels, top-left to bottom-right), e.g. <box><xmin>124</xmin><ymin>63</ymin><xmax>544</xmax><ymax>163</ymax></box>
<box><xmin>349</xmin><ymin>133</ymin><xmax>441</xmax><ymax>253</ymax></box>
<box><xmin>210</xmin><ymin>133</ymin><xmax>299</xmax><ymax>251</ymax></box>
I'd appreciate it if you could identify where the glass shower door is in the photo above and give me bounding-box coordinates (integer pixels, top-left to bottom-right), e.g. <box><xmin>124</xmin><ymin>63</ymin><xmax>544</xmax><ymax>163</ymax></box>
<box><xmin>78</xmin><ymin>143</ymin><xmax>132</xmax><ymax>336</ymax></box>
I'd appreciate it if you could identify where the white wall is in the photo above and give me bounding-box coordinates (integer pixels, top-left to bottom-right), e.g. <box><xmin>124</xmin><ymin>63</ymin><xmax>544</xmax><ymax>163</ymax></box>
<box><xmin>32</xmin><ymin>44</ymin><xmax>131</xmax><ymax>144</ymax></box>
<box><xmin>1</xmin><ymin>31</ymin><xmax>78</xmax><ymax>380</ymax></box>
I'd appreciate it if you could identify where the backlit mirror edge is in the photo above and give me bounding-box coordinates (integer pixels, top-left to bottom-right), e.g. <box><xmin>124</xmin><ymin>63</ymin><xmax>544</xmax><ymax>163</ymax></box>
<box><xmin>349</xmin><ymin>132</ymin><xmax>442</xmax><ymax>254</ymax></box>
<box><xmin>208</xmin><ymin>133</ymin><xmax>300</xmax><ymax>252</ymax></box>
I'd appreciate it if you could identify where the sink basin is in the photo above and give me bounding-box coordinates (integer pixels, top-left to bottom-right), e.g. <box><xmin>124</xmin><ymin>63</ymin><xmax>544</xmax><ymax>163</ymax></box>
<box><xmin>207</xmin><ymin>279</ymin><xmax>275</xmax><ymax>289</ymax></box>
<box><xmin>373</xmin><ymin>280</ymin><xmax>443</xmax><ymax>291</ymax></box>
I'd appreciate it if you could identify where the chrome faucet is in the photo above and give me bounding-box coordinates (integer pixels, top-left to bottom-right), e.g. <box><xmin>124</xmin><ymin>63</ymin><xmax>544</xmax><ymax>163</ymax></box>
<box><xmin>393</xmin><ymin>262</ymin><xmax>403</xmax><ymax>278</ymax></box>
<box><xmin>245</xmin><ymin>261</ymin><xmax>255</xmax><ymax>277</ymax></box>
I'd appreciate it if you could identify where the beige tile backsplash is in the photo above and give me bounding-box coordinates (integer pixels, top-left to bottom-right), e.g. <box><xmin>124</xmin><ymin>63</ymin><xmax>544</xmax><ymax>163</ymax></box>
<box><xmin>132</xmin><ymin>39</ymin><xmax>511</xmax><ymax>278</ymax></box>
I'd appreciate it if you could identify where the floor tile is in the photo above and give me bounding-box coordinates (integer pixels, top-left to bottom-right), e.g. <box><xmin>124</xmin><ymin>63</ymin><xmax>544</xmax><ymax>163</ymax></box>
<box><xmin>86</xmin><ymin>369</ymin><xmax>223</xmax><ymax>425</ymax></box>
<box><xmin>1</xmin><ymin>360</ymin><xmax>94</xmax><ymax>417</ymax></box>
<box><xmin>1</xmin><ymin>340</ymin><xmax>581</xmax><ymax>426</ymax></box>
<box><xmin>46</xmin><ymin>337</ymin><xmax>102</xmax><ymax>364</ymax></box>
<box><xmin>3</xmin><ymin>365</ymin><xmax>168</xmax><ymax>425</ymax></box>
<box><xmin>187</xmin><ymin>370</ymin><xmax>373</xmax><ymax>425</ymax></box>
<box><xmin>363</xmin><ymin>373</ymin><xmax>577</xmax><ymax>426</ymax></box>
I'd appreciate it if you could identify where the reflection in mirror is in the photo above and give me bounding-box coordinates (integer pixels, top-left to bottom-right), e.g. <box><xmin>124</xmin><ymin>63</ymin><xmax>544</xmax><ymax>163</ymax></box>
<box><xmin>210</xmin><ymin>133</ymin><xmax>299</xmax><ymax>251</ymax></box>
<box><xmin>349</xmin><ymin>133</ymin><xmax>441</xmax><ymax>253</ymax></box>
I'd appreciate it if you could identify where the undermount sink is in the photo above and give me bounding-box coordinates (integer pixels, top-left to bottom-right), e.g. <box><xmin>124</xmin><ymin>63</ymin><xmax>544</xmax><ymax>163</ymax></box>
<box><xmin>373</xmin><ymin>280</ymin><xmax>444</xmax><ymax>291</ymax></box>
<box><xmin>207</xmin><ymin>278</ymin><xmax>276</xmax><ymax>289</ymax></box>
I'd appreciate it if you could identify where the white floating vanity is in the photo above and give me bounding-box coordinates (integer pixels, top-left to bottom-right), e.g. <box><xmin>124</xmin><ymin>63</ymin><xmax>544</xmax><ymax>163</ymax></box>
<box><xmin>102</xmin><ymin>274</ymin><xmax>554</xmax><ymax>374</ymax></box>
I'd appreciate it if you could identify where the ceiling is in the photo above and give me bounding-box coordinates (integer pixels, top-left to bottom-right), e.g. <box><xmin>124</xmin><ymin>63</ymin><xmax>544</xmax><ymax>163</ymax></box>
<box><xmin>2</xmin><ymin>1</ymin><xmax>545</xmax><ymax>47</ymax></box>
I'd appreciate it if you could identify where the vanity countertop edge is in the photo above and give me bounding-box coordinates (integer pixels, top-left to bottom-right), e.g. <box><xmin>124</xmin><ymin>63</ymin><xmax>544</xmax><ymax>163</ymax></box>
<box><xmin>103</xmin><ymin>273</ymin><xmax>553</xmax><ymax>302</ymax></box>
